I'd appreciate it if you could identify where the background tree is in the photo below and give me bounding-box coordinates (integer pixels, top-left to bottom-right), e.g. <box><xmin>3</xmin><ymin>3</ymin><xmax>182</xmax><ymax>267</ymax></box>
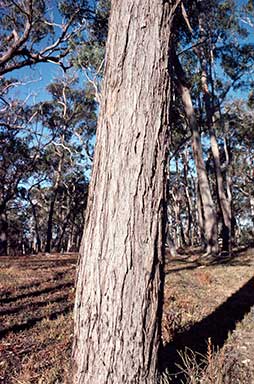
<box><xmin>167</xmin><ymin>0</ymin><xmax>254</xmax><ymax>256</ymax></box>
<box><xmin>0</xmin><ymin>0</ymin><xmax>110</xmax><ymax>256</ymax></box>
<box><xmin>0</xmin><ymin>0</ymin><xmax>92</xmax><ymax>75</ymax></box>
<box><xmin>33</xmin><ymin>75</ymin><xmax>96</xmax><ymax>252</ymax></box>
<box><xmin>0</xmin><ymin>112</ymin><xmax>39</xmax><ymax>254</ymax></box>
<box><xmin>1</xmin><ymin>0</ymin><xmax>254</xmax><ymax>260</ymax></box>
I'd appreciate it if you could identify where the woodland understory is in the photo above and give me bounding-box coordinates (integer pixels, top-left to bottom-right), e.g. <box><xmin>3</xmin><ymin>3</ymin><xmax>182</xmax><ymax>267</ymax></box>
<box><xmin>0</xmin><ymin>248</ymin><xmax>253</xmax><ymax>383</ymax></box>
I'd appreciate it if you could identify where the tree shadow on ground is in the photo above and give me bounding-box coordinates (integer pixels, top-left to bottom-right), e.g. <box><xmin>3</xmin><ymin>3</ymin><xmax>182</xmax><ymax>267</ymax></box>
<box><xmin>0</xmin><ymin>303</ymin><xmax>73</xmax><ymax>338</ymax></box>
<box><xmin>165</xmin><ymin>248</ymin><xmax>254</xmax><ymax>274</ymax></box>
<box><xmin>159</xmin><ymin>276</ymin><xmax>254</xmax><ymax>383</ymax></box>
<box><xmin>0</xmin><ymin>281</ymin><xmax>73</xmax><ymax>304</ymax></box>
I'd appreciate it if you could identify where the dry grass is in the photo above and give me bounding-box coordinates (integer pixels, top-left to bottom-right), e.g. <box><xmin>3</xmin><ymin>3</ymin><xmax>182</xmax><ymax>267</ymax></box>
<box><xmin>0</xmin><ymin>253</ymin><xmax>76</xmax><ymax>384</ymax></box>
<box><xmin>0</xmin><ymin>249</ymin><xmax>254</xmax><ymax>383</ymax></box>
<box><xmin>161</xmin><ymin>247</ymin><xmax>254</xmax><ymax>383</ymax></box>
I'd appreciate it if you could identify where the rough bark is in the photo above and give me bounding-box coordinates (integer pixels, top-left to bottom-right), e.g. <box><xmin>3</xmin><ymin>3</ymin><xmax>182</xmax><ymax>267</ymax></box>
<box><xmin>72</xmin><ymin>1</ymin><xmax>178</xmax><ymax>383</ymax></box>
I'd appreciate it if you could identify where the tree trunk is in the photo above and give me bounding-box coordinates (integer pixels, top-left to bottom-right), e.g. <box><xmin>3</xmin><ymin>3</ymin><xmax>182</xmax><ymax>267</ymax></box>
<box><xmin>200</xmin><ymin>55</ymin><xmax>232</xmax><ymax>255</ymax></box>
<box><xmin>172</xmin><ymin>48</ymin><xmax>218</xmax><ymax>255</ymax></box>
<box><xmin>56</xmin><ymin>211</ymin><xmax>71</xmax><ymax>252</ymax></box>
<box><xmin>28</xmin><ymin>196</ymin><xmax>41</xmax><ymax>253</ymax></box>
<box><xmin>182</xmin><ymin>149</ymin><xmax>193</xmax><ymax>246</ymax></box>
<box><xmin>209</xmin><ymin>130</ymin><xmax>232</xmax><ymax>254</ymax></box>
<box><xmin>72</xmin><ymin>1</ymin><xmax>178</xmax><ymax>383</ymax></box>
<box><xmin>45</xmin><ymin>197</ymin><xmax>56</xmax><ymax>253</ymax></box>
<box><xmin>196</xmin><ymin>180</ymin><xmax>206</xmax><ymax>247</ymax></box>
<box><xmin>0</xmin><ymin>215</ymin><xmax>8</xmax><ymax>256</ymax></box>
<box><xmin>45</xmin><ymin>154</ymin><xmax>64</xmax><ymax>253</ymax></box>
<box><xmin>172</xmin><ymin>186</ymin><xmax>185</xmax><ymax>248</ymax></box>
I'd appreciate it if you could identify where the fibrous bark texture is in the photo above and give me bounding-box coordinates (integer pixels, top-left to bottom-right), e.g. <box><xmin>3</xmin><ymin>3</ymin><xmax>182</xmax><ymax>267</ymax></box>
<box><xmin>72</xmin><ymin>1</ymin><xmax>177</xmax><ymax>383</ymax></box>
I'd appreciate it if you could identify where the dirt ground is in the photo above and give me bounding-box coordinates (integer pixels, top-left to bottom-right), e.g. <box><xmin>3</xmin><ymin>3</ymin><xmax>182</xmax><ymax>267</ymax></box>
<box><xmin>0</xmin><ymin>249</ymin><xmax>253</xmax><ymax>383</ymax></box>
<box><xmin>0</xmin><ymin>254</ymin><xmax>76</xmax><ymax>384</ymax></box>
<box><xmin>161</xmin><ymin>247</ymin><xmax>254</xmax><ymax>383</ymax></box>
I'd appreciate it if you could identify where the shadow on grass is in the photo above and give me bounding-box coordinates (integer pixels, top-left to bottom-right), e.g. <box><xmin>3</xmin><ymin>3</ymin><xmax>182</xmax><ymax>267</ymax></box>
<box><xmin>0</xmin><ymin>303</ymin><xmax>73</xmax><ymax>338</ymax></box>
<box><xmin>0</xmin><ymin>272</ymin><xmax>69</xmax><ymax>300</ymax></box>
<box><xmin>159</xmin><ymin>276</ymin><xmax>254</xmax><ymax>382</ymax></box>
<box><xmin>0</xmin><ymin>255</ymin><xmax>78</xmax><ymax>271</ymax></box>
<box><xmin>0</xmin><ymin>281</ymin><xmax>73</xmax><ymax>304</ymax></box>
<box><xmin>0</xmin><ymin>293</ymin><xmax>69</xmax><ymax>317</ymax></box>
<box><xmin>165</xmin><ymin>248</ymin><xmax>254</xmax><ymax>274</ymax></box>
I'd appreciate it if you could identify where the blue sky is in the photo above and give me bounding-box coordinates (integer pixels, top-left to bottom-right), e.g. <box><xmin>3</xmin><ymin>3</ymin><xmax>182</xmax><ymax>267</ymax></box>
<box><xmin>5</xmin><ymin>63</ymin><xmax>63</xmax><ymax>104</ymax></box>
<box><xmin>1</xmin><ymin>0</ymin><xmax>253</xmax><ymax>187</ymax></box>
<box><xmin>4</xmin><ymin>0</ymin><xmax>253</xmax><ymax>105</ymax></box>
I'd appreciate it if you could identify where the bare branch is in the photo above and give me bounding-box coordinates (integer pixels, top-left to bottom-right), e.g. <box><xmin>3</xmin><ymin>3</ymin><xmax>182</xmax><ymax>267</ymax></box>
<box><xmin>181</xmin><ymin>3</ymin><xmax>193</xmax><ymax>34</ymax></box>
<box><xmin>0</xmin><ymin>2</ymin><xmax>84</xmax><ymax>75</ymax></box>
<box><xmin>0</xmin><ymin>1</ymin><xmax>33</xmax><ymax>67</ymax></box>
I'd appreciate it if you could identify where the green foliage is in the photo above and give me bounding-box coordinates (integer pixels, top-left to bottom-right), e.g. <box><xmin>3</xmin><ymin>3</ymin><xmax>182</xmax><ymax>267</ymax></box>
<box><xmin>0</xmin><ymin>0</ymin><xmax>94</xmax><ymax>75</ymax></box>
<box><xmin>73</xmin><ymin>0</ymin><xmax>110</xmax><ymax>73</ymax></box>
<box><xmin>1</xmin><ymin>0</ymin><xmax>254</xmax><ymax>255</ymax></box>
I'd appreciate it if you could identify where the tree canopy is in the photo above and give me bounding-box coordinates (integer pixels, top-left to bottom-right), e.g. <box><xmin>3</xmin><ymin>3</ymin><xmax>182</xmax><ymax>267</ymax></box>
<box><xmin>0</xmin><ymin>0</ymin><xmax>254</xmax><ymax>257</ymax></box>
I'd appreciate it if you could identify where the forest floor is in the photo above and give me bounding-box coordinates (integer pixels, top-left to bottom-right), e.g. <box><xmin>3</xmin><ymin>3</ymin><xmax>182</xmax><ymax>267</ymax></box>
<box><xmin>161</xmin><ymin>247</ymin><xmax>254</xmax><ymax>383</ymax></box>
<box><xmin>0</xmin><ymin>248</ymin><xmax>253</xmax><ymax>383</ymax></box>
<box><xmin>0</xmin><ymin>254</ymin><xmax>76</xmax><ymax>384</ymax></box>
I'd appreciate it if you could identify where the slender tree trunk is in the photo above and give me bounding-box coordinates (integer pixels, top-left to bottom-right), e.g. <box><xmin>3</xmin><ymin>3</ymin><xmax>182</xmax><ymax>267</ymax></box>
<box><xmin>175</xmin><ymin>157</ymin><xmax>186</xmax><ymax>247</ymax></box>
<box><xmin>171</xmin><ymin>158</ymin><xmax>183</xmax><ymax>248</ymax></box>
<box><xmin>0</xmin><ymin>214</ymin><xmax>8</xmax><ymax>256</ymax></box>
<box><xmin>45</xmin><ymin>154</ymin><xmax>64</xmax><ymax>253</ymax></box>
<box><xmin>45</xmin><ymin>197</ymin><xmax>56</xmax><ymax>253</ymax></box>
<box><xmin>166</xmin><ymin>201</ymin><xmax>178</xmax><ymax>257</ymax></box>
<box><xmin>75</xmin><ymin>234</ymin><xmax>81</xmax><ymax>251</ymax></box>
<box><xmin>196</xmin><ymin>181</ymin><xmax>206</xmax><ymax>247</ymax></box>
<box><xmin>56</xmin><ymin>210</ymin><xmax>72</xmax><ymax>252</ymax></box>
<box><xmin>172</xmin><ymin>186</ymin><xmax>185</xmax><ymax>248</ymax></box>
<box><xmin>209</xmin><ymin>129</ymin><xmax>231</xmax><ymax>253</ymax></box>
<box><xmin>200</xmin><ymin>58</ymin><xmax>232</xmax><ymax>255</ymax></box>
<box><xmin>180</xmin><ymin>84</ymin><xmax>218</xmax><ymax>254</ymax></box>
<box><xmin>182</xmin><ymin>150</ymin><xmax>193</xmax><ymax>246</ymax></box>
<box><xmin>172</xmin><ymin>48</ymin><xmax>218</xmax><ymax>254</ymax></box>
<box><xmin>28</xmin><ymin>196</ymin><xmax>41</xmax><ymax>253</ymax></box>
<box><xmin>72</xmin><ymin>1</ymin><xmax>178</xmax><ymax>383</ymax></box>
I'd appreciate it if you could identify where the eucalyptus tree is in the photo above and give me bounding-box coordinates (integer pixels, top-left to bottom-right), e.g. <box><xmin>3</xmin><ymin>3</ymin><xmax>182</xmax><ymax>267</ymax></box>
<box><xmin>223</xmin><ymin>101</ymin><xmax>254</xmax><ymax>243</ymax></box>
<box><xmin>0</xmin><ymin>127</ymin><xmax>36</xmax><ymax>255</ymax></box>
<box><xmin>171</xmin><ymin>45</ymin><xmax>218</xmax><ymax>255</ymax></box>
<box><xmin>25</xmin><ymin>169</ymin><xmax>88</xmax><ymax>253</ymax></box>
<box><xmin>72</xmin><ymin>0</ymin><xmax>182</xmax><ymax>382</ymax></box>
<box><xmin>169</xmin><ymin>0</ymin><xmax>254</xmax><ymax>255</ymax></box>
<box><xmin>33</xmin><ymin>75</ymin><xmax>96</xmax><ymax>253</ymax></box>
<box><xmin>0</xmin><ymin>0</ymin><xmax>92</xmax><ymax>75</ymax></box>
